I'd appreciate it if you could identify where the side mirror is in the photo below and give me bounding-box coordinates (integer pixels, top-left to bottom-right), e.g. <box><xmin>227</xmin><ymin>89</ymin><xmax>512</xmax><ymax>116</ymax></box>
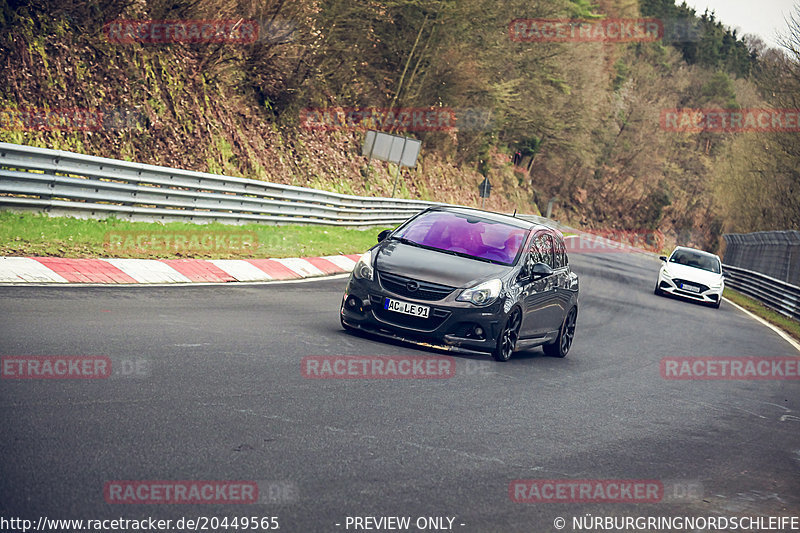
<box><xmin>659</xmin><ymin>256</ymin><xmax>667</xmax><ymax>262</ymax></box>
<box><xmin>377</xmin><ymin>229</ymin><xmax>391</xmax><ymax>243</ymax></box>
<box><xmin>722</xmin><ymin>270</ymin><xmax>730</xmax><ymax>278</ymax></box>
<box><xmin>531</xmin><ymin>262</ymin><xmax>554</xmax><ymax>279</ymax></box>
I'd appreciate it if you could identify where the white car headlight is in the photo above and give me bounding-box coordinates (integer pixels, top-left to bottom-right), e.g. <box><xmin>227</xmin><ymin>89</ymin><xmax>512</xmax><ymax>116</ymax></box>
<box><xmin>660</xmin><ymin>267</ymin><xmax>672</xmax><ymax>279</ymax></box>
<box><xmin>457</xmin><ymin>279</ymin><xmax>502</xmax><ymax>306</ymax></box>
<box><xmin>353</xmin><ymin>250</ymin><xmax>374</xmax><ymax>281</ymax></box>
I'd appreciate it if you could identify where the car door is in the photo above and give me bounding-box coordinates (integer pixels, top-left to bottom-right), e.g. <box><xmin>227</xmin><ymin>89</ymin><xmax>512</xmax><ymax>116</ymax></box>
<box><xmin>519</xmin><ymin>231</ymin><xmax>561</xmax><ymax>339</ymax></box>
<box><xmin>550</xmin><ymin>234</ymin><xmax>577</xmax><ymax>324</ymax></box>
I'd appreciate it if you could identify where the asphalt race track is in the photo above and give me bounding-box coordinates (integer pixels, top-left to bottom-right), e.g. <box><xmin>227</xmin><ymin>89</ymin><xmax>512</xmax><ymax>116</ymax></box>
<box><xmin>1</xmin><ymin>250</ymin><xmax>798</xmax><ymax>532</ymax></box>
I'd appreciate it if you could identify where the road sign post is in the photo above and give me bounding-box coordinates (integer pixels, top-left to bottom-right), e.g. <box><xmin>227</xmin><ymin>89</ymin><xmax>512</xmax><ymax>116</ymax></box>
<box><xmin>478</xmin><ymin>177</ymin><xmax>491</xmax><ymax>209</ymax></box>
<box><xmin>362</xmin><ymin>131</ymin><xmax>421</xmax><ymax>198</ymax></box>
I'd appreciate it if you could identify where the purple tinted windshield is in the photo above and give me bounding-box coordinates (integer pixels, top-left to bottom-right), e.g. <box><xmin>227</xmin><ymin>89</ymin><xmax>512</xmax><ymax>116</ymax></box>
<box><xmin>394</xmin><ymin>211</ymin><xmax>528</xmax><ymax>265</ymax></box>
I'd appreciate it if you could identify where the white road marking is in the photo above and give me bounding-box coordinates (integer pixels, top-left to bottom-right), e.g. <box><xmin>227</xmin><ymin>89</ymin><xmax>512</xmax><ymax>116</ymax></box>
<box><xmin>322</xmin><ymin>255</ymin><xmax>357</xmax><ymax>271</ymax></box>
<box><xmin>209</xmin><ymin>260</ymin><xmax>273</xmax><ymax>282</ymax></box>
<box><xmin>272</xmin><ymin>257</ymin><xmax>325</xmax><ymax>277</ymax></box>
<box><xmin>0</xmin><ymin>258</ymin><xmax>67</xmax><ymax>283</ymax></box>
<box><xmin>723</xmin><ymin>297</ymin><xmax>800</xmax><ymax>354</ymax></box>
<box><xmin>0</xmin><ymin>272</ymin><xmax>351</xmax><ymax>287</ymax></box>
<box><xmin>102</xmin><ymin>259</ymin><xmax>192</xmax><ymax>283</ymax></box>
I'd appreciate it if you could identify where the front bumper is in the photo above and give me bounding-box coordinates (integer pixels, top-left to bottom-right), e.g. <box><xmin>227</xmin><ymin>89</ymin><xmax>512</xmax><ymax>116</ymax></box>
<box><xmin>340</xmin><ymin>276</ymin><xmax>505</xmax><ymax>354</ymax></box>
<box><xmin>657</xmin><ymin>272</ymin><xmax>722</xmax><ymax>304</ymax></box>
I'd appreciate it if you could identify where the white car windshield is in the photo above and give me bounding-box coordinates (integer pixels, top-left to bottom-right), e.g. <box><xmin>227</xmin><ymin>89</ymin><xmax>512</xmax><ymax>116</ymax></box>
<box><xmin>669</xmin><ymin>250</ymin><xmax>721</xmax><ymax>274</ymax></box>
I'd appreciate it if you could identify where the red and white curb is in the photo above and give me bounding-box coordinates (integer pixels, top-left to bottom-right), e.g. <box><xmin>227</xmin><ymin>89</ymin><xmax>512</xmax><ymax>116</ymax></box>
<box><xmin>0</xmin><ymin>255</ymin><xmax>362</xmax><ymax>284</ymax></box>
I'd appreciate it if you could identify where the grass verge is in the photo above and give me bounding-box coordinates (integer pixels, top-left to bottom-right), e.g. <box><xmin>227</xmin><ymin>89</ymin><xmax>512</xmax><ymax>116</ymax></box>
<box><xmin>723</xmin><ymin>287</ymin><xmax>800</xmax><ymax>343</ymax></box>
<box><xmin>0</xmin><ymin>212</ymin><xmax>390</xmax><ymax>259</ymax></box>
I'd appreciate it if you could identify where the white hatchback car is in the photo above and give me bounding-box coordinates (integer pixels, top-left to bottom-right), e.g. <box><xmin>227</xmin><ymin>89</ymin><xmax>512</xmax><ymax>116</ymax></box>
<box><xmin>655</xmin><ymin>246</ymin><xmax>725</xmax><ymax>308</ymax></box>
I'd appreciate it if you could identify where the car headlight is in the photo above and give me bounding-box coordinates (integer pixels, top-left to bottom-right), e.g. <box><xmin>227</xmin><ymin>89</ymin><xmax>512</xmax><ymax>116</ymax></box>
<box><xmin>457</xmin><ymin>279</ymin><xmax>502</xmax><ymax>306</ymax></box>
<box><xmin>353</xmin><ymin>250</ymin><xmax>374</xmax><ymax>280</ymax></box>
<box><xmin>660</xmin><ymin>267</ymin><xmax>672</xmax><ymax>279</ymax></box>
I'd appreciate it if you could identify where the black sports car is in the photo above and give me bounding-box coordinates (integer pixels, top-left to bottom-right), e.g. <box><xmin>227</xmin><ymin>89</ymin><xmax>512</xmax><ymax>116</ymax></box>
<box><xmin>340</xmin><ymin>206</ymin><xmax>579</xmax><ymax>361</ymax></box>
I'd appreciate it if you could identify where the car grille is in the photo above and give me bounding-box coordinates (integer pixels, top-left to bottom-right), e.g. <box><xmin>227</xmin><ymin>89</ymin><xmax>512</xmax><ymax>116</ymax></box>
<box><xmin>369</xmin><ymin>294</ymin><xmax>451</xmax><ymax>332</ymax></box>
<box><xmin>377</xmin><ymin>270</ymin><xmax>456</xmax><ymax>301</ymax></box>
<box><xmin>672</xmin><ymin>279</ymin><xmax>710</xmax><ymax>293</ymax></box>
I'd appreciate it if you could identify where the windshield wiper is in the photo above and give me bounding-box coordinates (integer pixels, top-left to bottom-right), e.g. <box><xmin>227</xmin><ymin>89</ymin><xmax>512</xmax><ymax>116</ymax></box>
<box><xmin>391</xmin><ymin>236</ymin><xmax>506</xmax><ymax>264</ymax></box>
<box><xmin>441</xmin><ymin>249</ymin><xmax>505</xmax><ymax>264</ymax></box>
<box><xmin>391</xmin><ymin>236</ymin><xmax>423</xmax><ymax>248</ymax></box>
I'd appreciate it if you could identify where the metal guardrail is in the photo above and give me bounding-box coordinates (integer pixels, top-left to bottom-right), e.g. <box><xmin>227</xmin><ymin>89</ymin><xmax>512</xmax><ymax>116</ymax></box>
<box><xmin>4</xmin><ymin>140</ymin><xmax>796</xmax><ymax>318</ymax></box>
<box><xmin>723</xmin><ymin>231</ymin><xmax>800</xmax><ymax>287</ymax></box>
<box><xmin>0</xmin><ymin>142</ymin><xmax>448</xmax><ymax>226</ymax></box>
<box><xmin>723</xmin><ymin>264</ymin><xmax>800</xmax><ymax>321</ymax></box>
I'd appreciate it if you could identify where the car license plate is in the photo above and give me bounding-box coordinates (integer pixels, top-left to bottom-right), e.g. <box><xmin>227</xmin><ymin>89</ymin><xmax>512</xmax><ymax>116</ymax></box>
<box><xmin>681</xmin><ymin>283</ymin><xmax>700</xmax><ymax>293</ymax></box>
<box><xmin>384</xmin><ymin>297</ymin><xmax>429</xmax><ymax>318</ymax></box>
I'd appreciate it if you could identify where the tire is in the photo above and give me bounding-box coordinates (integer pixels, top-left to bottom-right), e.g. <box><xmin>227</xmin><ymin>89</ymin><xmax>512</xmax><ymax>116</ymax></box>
<box><xmin>654</xmin><ymin>282</ymin><xmax>663</xmax><ymax>296</ymax></box>
<box><xmin>492</xmin><ymin>308</ymin><xmax>522</xmax><ymax>362</ymax></box>
<box><xmin>543</xmin><ymin>307</ymin><xmax>577</xmax><ymax>358</ymax></box>
<box><xmin>712</xmin><ymin>300</ymin><xmax>721</xmax><ymax>309</ymax></box>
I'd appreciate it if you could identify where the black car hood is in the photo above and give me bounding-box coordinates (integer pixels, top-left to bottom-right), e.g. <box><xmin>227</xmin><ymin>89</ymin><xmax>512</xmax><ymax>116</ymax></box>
<box><xmin>375</xmin><ymin>241</ymin><xmax>511</xmax><ymax>288</ymax></box>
